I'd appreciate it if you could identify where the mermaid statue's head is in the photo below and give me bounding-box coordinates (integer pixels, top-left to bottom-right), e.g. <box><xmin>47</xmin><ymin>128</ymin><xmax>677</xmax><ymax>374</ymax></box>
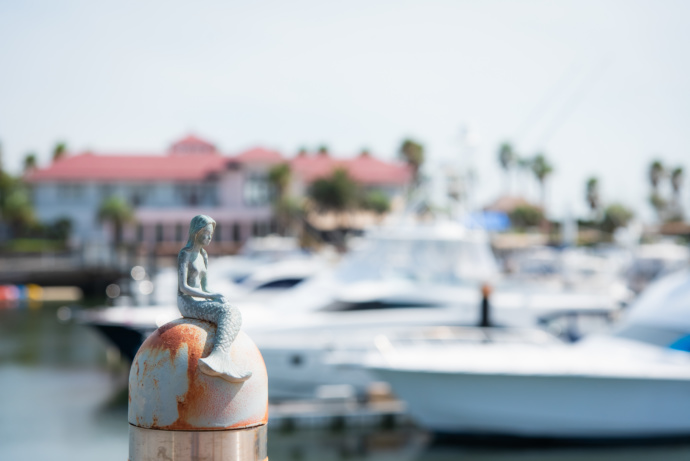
<box><xmin>183</xmin><ymin>215</ymin><xmax>216</xmax><ymax>250</ymax></box>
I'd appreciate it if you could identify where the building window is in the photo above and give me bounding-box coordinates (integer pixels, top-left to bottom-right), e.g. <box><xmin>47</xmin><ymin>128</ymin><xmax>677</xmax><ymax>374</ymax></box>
<box><xmin>137</xmin><ymin>224</ymin><xmax>144</xmax><ymax>242</ymax></box>
<box><xmin>100</xmin><ymin>184</ymin><xmax>115</xmax><ymax>199</ymax></box>
<box><xmin>176</xmin><ymin>223</ymin><xmax>184</xmax><ymax>242</ymax></box>
<box><xmin>57</xmin><ymin>183</ymin><xmax>85</xmax><ymax>201</ymax></box>
<box><xmin>203</xmin><ymin>184</ymin><xmax>218</xmax><ymax>206</ymax></box>
<box><xmin>232</xmin><ymin>223</ymin><xmax>241</xmax><ymax>242</ymax></box>
<box><xmin>214</xmin><ymin>223</ymin><xmax>221</xmax><ymax>243</ymax></box>
<box><xmin>156</xmin><ymin>223</ymin><xmax>164</xmax><ymax>243</ymax></box>
<box><xmin>131</xmin><ymin>185</ymin><xmax>152</xmax><ymax>207</ymax></box>
<box><xmin>252</xmin><ymin>221</ymin><xmax>269</xmax><ymax>237</ymax></box>
<box><xmin>177</xmin><ymin>184</ymin><xmax>199</xmax><ymax>206</ymax></box>
<box><xmin>243</xmin><ymin>173</ymin><xmax>271</xmax><ymax>207</ymax></box>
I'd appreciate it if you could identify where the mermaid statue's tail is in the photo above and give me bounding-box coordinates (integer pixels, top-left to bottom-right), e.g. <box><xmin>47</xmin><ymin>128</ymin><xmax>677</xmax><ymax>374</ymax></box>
<box><xmin>198</xmin><ymin>353</ymin><xmax>252</xmax><ymax>383</ymax></box>
<box><xmin>179</xmin><ymin>300</ymin><xmax>251</xmax><ymax>383</ymax></box>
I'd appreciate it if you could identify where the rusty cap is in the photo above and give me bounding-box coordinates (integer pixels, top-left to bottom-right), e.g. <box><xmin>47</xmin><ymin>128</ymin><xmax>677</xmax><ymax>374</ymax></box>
<box><xmin>128</xmin><ymin>318</ymin><xmax>268</xmax><ymax>431</ymax></box>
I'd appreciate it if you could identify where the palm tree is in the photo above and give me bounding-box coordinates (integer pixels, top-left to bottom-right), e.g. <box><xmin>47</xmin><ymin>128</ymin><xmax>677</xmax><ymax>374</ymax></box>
<box><xmin>649</xmin><ymin>160</ymin><xmax>665</xmax><ymax>192</ymax></box>
<box><xmin>531</xmin><ymin>154</ymin><xmax>553</xmax><ymax>208</ymax></box>
<box><xmin>585</xmin><ymin>177</ymin><xmax>600</xmax><ymax>218</ymax></box>
<box><xmin>98</xmin><ymin>197</ymin><xmax>134</xmax><ymax>246</ymax></box>
<box><xmin>497</xmin><ymin>142</ymin><xmax>515</xmax><ymax>192</ymax></box>
<box><xmin>648</xmin><ymin>160</ymin><xmax>666</xmax><ymax>221</ymax></box>
<box><xmin>268</xmin><ymin>163</ymin><xmax>297</xmax><ymax>235</ymax></box>
<box><xmin>23</xmin><ymin>153</ymin><xmax>37</xmax><ymax>174</ymax></box>
<box><xmin>267</xmin><ymin>163</ymin><xmax>291</xmax><ymax>200</ymax></box>
<box><xmin>399</xmin><ymin>139</ymin><xmax>425</xmax><ymax>185</ymax></box>
<box><xmin>670</xmin><ymin>166</ymin><xmax>684</xmax><ymax>221</ymax></box>
<box><xmin>52</xmin><ymin>142</ymin><xmax>67</xmax><ymax>162</ymax></box>
<box><xmin>671</xmin><ymin>167</ymin><xmax>684</xmax><ymax>198</ymax></box>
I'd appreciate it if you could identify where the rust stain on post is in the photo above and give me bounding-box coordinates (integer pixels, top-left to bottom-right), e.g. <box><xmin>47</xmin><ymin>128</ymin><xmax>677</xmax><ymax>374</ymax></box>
<box><xmin>129</xmin><ymin>319</ymin><xmax>268</xmax><ymax>431</ymax></box>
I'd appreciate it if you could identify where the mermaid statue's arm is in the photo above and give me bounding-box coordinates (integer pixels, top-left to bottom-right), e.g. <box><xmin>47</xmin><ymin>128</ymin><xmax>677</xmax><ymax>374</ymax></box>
<box><xmin>177</xmin><ymin>250</ymin><xmax>220</xmax><ymax>299</ymax></box>
<box><xmin>200</xmin><ymin>268</ymin><xmax>219</xmax><ymax>297</ymax></box>
<box><xmin>200</xmin><ymin>250</ymin><xmax>211</xmax><ymax>293</ymax></box>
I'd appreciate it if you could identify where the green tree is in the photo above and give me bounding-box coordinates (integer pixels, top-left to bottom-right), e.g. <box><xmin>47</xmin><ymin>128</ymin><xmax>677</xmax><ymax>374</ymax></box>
<box><xmin>498</xmin><ymin>142</ymin><xmax>515</xmax><ymax>192</ymax></box>
<box><xmin>98</xmin><ymin>197</ymin><xmax>134</xmax><ymax>245</ymax></box>
<box><xmin>585</xmin><ymin>177</ymin><xmax>600</xmax><ymax>216</ymax></box>
<box><xmin>648</xmin><ymin>159</ymin><xmax>666</xmax><ymax>221</ymax></box>
<box><xmin>361</xmin><ymin>190</ymin><xmax>390</xmax><ymax>214</ymax></box>
<box><xmin>274</xmin><ymin>196</ymin><xmax>304</xmax><ymax>235</ymax></box>
<box><xmin>317</xmin><ymin>145</ymin><xmax>329</xmax><ymax>156</ymax></box>
<box><xmin>671</xmin><ymin>166</ymin><xmax>684</xmax><ymax>195</ymax></box>
<box><xmin>509</xmin><ymin>204</ymin><xmax>543</xmax><ymax>229</ymax></box>
<box><xmin>668</xmin><ymin>166</ymin><xmax>684</xmax><ymax>221</ymax></box>
<box><xmin>49</xmin><ymin>217</ymin><xmax>72</xmax><ymax>241</ymax></box>
<box><xmin>268</xmin><ymin>163</ymin><xmax>301</xmax><ymax>235</ymax></box>
<box><xmin>267</xmin><ymin>163</ymin><xmax>291</xmax><ymax>200</ymax></box>
<box><xmin>601</xmin><ymin>203</ymin><xmax>634</xmax><ymax>234</ymax></box>
<box><xmin>649</xmin><ymin>193</ymin><xmax>667</xmax><ymax>220</ymax></box>
<box><xmin>531</xmin><ymin>153</ymin><xmax>554</xmax><ymax>208</ymax></box>
<box><xmin>3</xmin><ymin>188</ymin><xmax>36</xmax><ymax>232</ymax></box>
<box><xmin>649</xmin><ymin>160</ymin><xmax>665</xmax><ymax>192</ymax></box>
<box><xmin>23</xmin><ymin>153</ymin><xmax>37</xmax><ymax>174</ymax></box>
<box><xmin>0</xmin><ymin>169</ymin><xmax>36</xmax><ymax>236</ymax></box>
<box><xmin>399</xmin><ymin>138</ymin><xmax>425</xmax><ymax>184</ymax></box>
<box><xmin>307</xmin><ymin>168</ymin><xmax>358</xmax><ymax>212</ymax></box>
<box><xmin>53</xmin><ymin>142</ymin><xmax>67</xmax><ymax>162</ymax></box>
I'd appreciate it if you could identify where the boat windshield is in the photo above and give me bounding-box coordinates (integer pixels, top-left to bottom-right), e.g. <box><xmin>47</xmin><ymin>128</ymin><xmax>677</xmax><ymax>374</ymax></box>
<box><xmin>334</xmin><ymin>236</ymin><xmax>497</xmax><ymax>284</ymax></box>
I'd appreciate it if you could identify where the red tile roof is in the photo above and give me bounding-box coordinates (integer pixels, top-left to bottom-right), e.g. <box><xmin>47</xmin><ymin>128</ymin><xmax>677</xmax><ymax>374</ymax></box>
<box><xmin>169</xmin><ymin>135</ymin><xmax>217</xmax><ymax>154</ymax></box>
<box><xmin>290</xmin><ymin>153</ymin><xmax>411</xmax><ymax>185</ymax></box>
<box><xmin>234</xmin><ymin>147</ymin><xmax>284</xmax><ymax>163</ymax></box>
<box><xmin>26</xmin><ymin>138</ymin><xmax>411</xmax><ymax>186</ymax></box>
<box><xmin>26</xmin><ymin>153</ymin><xmax>229</xmax><ymax>182</ymax></box>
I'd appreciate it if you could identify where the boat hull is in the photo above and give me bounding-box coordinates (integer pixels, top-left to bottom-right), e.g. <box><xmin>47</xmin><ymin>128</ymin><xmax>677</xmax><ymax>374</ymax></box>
<box><xmin>373</xmin><ymin>368</ymin><xmax>690</xmax><ymax>439</ymax></box>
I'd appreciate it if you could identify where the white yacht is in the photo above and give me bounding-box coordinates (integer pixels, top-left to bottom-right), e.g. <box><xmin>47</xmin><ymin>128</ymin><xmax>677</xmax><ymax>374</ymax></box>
<box><xmin>365</xmin><ymin>269</ymin><xmax>690</xmax><ymax>440</ymax></box>
<box><xmin>242</xmin><ymin>221</ymin><xmax>628</xmax><ymax>399</ymax></box>
<box><xmin>625</xmin><ymin>242</ymin><xmax>690</xmax><ymax>294</ymax></box>
<box><xmin>83</xmin><ymin>221</ymin><xmax>630</xmax><ymax>399</ymax></box>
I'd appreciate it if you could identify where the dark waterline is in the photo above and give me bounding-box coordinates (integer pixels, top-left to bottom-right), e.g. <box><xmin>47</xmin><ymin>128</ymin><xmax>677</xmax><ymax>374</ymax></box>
<box><xmin>2</xmin><ymin>303</ymin><xmax>690</xmax><ymax>461</ymax></box>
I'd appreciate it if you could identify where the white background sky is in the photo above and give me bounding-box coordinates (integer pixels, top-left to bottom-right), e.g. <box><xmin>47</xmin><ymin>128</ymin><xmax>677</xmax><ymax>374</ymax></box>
<box><xmin>1</xmin><ymin>0</ymin><xmax>688</xmax><ymax>220</ymax></box>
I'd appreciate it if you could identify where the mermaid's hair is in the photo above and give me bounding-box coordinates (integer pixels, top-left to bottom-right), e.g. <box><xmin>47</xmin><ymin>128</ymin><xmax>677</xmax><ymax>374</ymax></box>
<box><xmin>182</xmin><ymin>215</ymin><xmax>216</xmax><ymax>257</ymax></box>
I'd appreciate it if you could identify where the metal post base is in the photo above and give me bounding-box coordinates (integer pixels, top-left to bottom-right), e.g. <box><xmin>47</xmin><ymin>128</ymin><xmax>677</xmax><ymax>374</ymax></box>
<box><xmin>129</xmin><ymin>424</ymin><xmax>267</xmax><ymax>461</ymax></box>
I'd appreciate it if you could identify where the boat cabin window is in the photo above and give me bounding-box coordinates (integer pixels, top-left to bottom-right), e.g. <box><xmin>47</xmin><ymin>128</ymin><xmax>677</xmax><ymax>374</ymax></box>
<box><xmin>334</xmin><ymin>237</ymin><xmax>497</xmax><ymax>285</ymax></box>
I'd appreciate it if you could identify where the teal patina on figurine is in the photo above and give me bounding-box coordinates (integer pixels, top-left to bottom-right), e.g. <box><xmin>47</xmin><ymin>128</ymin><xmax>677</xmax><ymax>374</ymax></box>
<box><xmin>177</xmin><ymin>214</ymin><xmax>251</xmax><ymax>382</ymax></box>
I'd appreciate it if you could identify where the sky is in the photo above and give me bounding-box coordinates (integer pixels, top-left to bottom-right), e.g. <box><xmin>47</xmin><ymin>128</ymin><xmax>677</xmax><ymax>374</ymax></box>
<box><xmin>1</xmin><ymin>0</ymin><xmax>688</xmax><ymax>220</ymax></box>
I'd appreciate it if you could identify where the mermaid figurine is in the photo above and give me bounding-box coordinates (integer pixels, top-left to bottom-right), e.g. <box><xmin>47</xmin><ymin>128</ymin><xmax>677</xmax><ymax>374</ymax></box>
<box><xmin>177</xmin><ymin>215</ymin><xmax>251</xmax><ymax>383</ymax></box>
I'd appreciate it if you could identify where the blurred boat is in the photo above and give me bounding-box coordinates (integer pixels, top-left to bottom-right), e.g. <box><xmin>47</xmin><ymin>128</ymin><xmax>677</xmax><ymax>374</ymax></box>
<box><xmin>151</xmin><ymin>235</ymin><xmax>324</xmax><ymax>305</ymax></box>
<box><xmin>244</xmin><ymin>221</ymin><xmax>628</xmax><ymax>399</ymax></box>
<box><xmin>80</xmin><ymin>236</ymin><xmax>329</xmax><ymax>360</ymax></box>
<box><xmin>83</xmin><ymin>221</ymin><xmax>631</xmax><ymax>399</ymax></box>
<box><xmin>625</xmin><ymin>242</ymin><xmax>690</xmax><ymax>294</ymax></box>
<box><xmin>365</xmin><ymin>269</ymin><xmax>690</xmax><ymax>440</ymax></box>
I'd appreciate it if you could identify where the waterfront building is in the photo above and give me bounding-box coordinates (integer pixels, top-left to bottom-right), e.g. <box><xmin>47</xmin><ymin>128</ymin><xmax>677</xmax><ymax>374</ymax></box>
<box><xmin>26</xmin><ymin>135</ymin><xmax>410</xmax><ymax>252</ymax></box>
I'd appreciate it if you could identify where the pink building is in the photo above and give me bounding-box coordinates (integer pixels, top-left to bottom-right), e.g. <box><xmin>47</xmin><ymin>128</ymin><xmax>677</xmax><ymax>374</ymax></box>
<box><xmin>27</xmin><ymin>136</ymin><xmax>411</xmax><ymax>252</ymax></box>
